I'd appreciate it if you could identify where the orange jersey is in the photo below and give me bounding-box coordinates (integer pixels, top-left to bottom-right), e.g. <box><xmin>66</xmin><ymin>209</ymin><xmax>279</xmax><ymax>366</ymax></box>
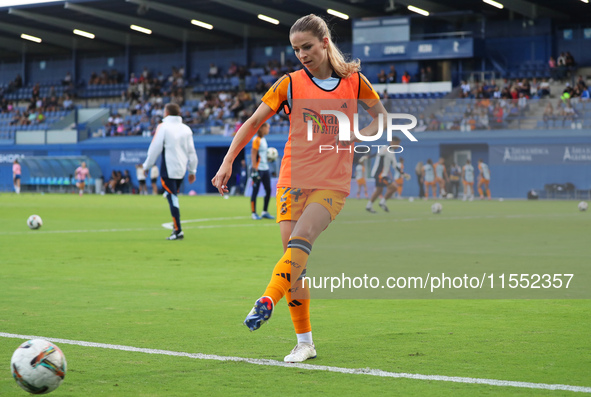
<box><xmin>262</xmin><ymin>69</ymin><xmax>379</xmax><ymax>195</ymax></box>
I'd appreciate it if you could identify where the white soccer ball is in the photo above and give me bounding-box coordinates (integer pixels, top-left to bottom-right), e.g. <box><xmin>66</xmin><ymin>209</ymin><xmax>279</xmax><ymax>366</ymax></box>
<box><xmin>11</xmin><ymin>339</ymin><xmax>67</xmax><ymax>394</ymax></box>
<box><xmin>446</xmin><ymin>193</ymin><xmax>454</xmax><ymax>199</ymax></box>
<box><xmin>431</xmin><ymin>202</ymin><xmax>442</xmax><ymax>214</ymax></box>
<box><xmin>267</xmin><ymin>147</ymin><xmax>278</xmax><ymax>162</ymax></box>
<box><xmin>27</xmin><ymin>215</ymin><xmax>43</xmax><ymax>230</ymax></box>
<box><xmin>578</xmin><ymin>201</ymin><xmax>588</xmax><ymax>212</ymax></box>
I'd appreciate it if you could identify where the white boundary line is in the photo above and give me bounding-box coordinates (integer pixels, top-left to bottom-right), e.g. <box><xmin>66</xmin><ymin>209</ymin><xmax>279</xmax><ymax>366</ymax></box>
<box><xmin>1</xmin><ymin>332</ymin><xmax>589</xmax><ymax>393</ymax></box>
<box><xmin>0</xmin><ymin>213</ymin><xmax>579</xmax><ymax>236</ymax></box>
<box><xmin>161</xmin><ymin>216</ymin><xmax>249</xmax><ymax>229</ymax></box>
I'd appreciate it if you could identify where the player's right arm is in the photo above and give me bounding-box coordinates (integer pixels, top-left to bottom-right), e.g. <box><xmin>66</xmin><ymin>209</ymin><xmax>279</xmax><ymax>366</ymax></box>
<box><xmin>143</xmin><ymin>124</ymin><xmax>164</xmax><ymax>171</ymax></box>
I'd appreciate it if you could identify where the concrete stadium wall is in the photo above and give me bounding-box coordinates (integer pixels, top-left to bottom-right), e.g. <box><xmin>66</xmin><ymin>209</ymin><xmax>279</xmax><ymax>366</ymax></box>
<box><xmin>1</xmin><ymin>130</ymin><xmax>590</xmax><ymax>198</ymax></box>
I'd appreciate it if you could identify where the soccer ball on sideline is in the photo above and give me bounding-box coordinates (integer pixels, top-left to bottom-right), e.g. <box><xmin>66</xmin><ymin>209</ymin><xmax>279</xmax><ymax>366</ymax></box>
<box><xmin>27</xmin><ymin>215</ymin><xmax>43</xmax><ymax>230</ymax></box>
<box><xmin>578</xmin><ymin>201</ymin><xmax>588</xmax><ymax>212</ymax></box>
<box><xmin>431</xmin><ymin>202</ymin><xmax>443</xmax><ymax>214</ymax></box>
<box><xmin>11</xmin><ymin>339</ymin><xmax>67</xmax><ymax>394</ymax></box>
<box><xmin>267</xmin><ymin>147</ymin><xmax>278</xmax><ymax>162</ymax></box>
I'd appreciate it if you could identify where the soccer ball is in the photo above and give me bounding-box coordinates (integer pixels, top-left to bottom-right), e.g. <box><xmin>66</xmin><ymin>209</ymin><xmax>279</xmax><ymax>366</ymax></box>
<box><xmin>267</xmin><ymin>147</ymin><xmax>278</xmax><ymax>162</ymax></box>
<box><xmin>446</xmin><ymin>193</ymin><xmax>454</xmax><ymax>199</ymax></box>
<box><xmin>579</xmin><ymin>201</ymin><xmax>588</xmax><ymax>212</ymax></box>
<box><xmin>27</xmin><ymin>215</ymin><xmax>43</xmax><ymax>230</ymax></box>
<box><xmin>11</xmin><ymin>339</ymin><xmax>67</xmax><ymax>394</ymax></box>
<box><xmin>431</xmin><ymin>202</ymin><xmax>442</xmax><ymax>214</ymax></box>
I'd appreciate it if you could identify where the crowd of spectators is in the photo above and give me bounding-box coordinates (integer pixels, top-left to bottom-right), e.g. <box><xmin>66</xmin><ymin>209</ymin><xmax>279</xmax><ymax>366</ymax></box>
<box><xmin>101</xmin><ymin>61</ymin><xmax>298</xmax><ymax>137</ymax></box>
<box><xmin>377</xmin><ymin>65</ymin><xmax>434</xmax><ymax>84</ymax></box>
<box><xmin>0</xmin><ymin>76</ymin><xmax>74</xmax><ymax>128</ymax></box>
<box><xmin>548</xmin><ymin>52</ymin><xmax>576</xmax><ymax>81</ymax></box>
<box><xmin>103</xmin><ymin>169</ymin><xmax>133</xmax><ymax>194</ymax></box>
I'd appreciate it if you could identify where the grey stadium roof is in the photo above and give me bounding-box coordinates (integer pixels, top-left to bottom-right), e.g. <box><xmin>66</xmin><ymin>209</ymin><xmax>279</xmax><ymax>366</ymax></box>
<box><xmin>0</xmin><ymin>0</ymin><xmax>587</xmax><ymax>58</ymax></box>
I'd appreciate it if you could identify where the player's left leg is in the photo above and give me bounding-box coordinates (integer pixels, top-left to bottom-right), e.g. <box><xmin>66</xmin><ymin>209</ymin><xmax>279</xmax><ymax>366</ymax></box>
<box><xmin>379</xmin><ymin>182</ymin><xmax>397</xmax><ymax>212</ymax></box>
<box><xmin>485</xmin><ymin>180</ymin><xmax>491</xmax><ymax>199</ymax></box>
<box><xmin>161</xmin><ymin>177</ymin><xmax>183</xmax><ymax>240</ymax></box>
<box><xmin>477</xmin><ymin>178</ymin><xmax>485</xmax><ymax>199</ymax></box>
<box><xmin>260</xmin><ymin>170</ymin><xmax>274</xmax><ymax>219</ymax></box>
<box><xmin>366</xmin><ymin>184</ymin><xmax>383</xmax><ymax>213</ymax></box>
<box><xmin>250</xmin><ymin>176</ymin><xmax>262</xmax><ymax>220</ymax></box>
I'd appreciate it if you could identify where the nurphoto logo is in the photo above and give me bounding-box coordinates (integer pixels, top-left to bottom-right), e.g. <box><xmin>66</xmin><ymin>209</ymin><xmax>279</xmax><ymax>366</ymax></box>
<box><xmin>305</xmin><ymin>110</ymin><xmax>418</xmax><ymax>154</ymax></box>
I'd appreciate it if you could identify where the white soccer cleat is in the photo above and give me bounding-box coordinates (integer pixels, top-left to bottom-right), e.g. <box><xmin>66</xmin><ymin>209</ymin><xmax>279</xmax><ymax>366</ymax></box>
<box><xmin>284</xmin><ymin>343</ymin><xmax>317</xmax><ymax>363</ymax></box>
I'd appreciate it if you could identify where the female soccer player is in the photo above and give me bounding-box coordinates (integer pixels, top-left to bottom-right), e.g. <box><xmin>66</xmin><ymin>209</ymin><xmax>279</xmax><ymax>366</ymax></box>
<box><xmin>13</xmin><ymin>159</ymin><xmax>21</xmax><ymax>194</ymax></box>
<box><xmin>250</xmin><ymin>122</ymin><xmax>274</xmax><ymax>220</ymax></box>
<box><xmin>75</xmin><ymin>161</ymin><xmax>91</xmax><ymax>196</ymax></box>
<box><xmin>212</xmin><ymin>14</ymin><xmax>385</xmax><ymax>363</ymax></box>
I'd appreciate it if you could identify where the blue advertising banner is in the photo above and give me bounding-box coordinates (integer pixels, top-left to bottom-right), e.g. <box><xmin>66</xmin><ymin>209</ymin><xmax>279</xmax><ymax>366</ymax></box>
<box><xmin>491</xmin><ymin>145</ymin><xmax>591</xmax><ymax>165</ymax></box>
<box><xmin>0</xmin><ymin>151</ymin><xmax>35</xmax><ymax>164</ymax></box>
<box><xmin>353</xmin><ymin>38</ymin><xmax>473</xmax><ymax>62</ymax></box>
<box><xmin>110</xmin><ymin>150</ymin><xmax>148</xmax><ymax>165</ymax></box>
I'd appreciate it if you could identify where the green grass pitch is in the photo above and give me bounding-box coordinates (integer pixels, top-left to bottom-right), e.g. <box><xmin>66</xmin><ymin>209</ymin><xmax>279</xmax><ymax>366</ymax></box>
<box><xmin>0</xmin><ymin>193</ymin><xmax>589</xmax><ymax>396</ymax></box>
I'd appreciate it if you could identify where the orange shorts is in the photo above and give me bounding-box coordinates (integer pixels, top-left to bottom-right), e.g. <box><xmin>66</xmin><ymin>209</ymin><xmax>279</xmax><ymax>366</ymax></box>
<box><xmin>395</xmin><ymin>177</ymin><xmax>404</xmax><ymax>185</ymax></box>
<box><xmin>463</xmin><ymin>181</ymin><xmax>474</xmax><ymax>186</ymax></box>
<box><xmin>425</xmin><ymin>181</ymin><xmax>436</xmax><ymax>187</ymax></box>
<box><xmin>356</xmin><ymin>178</ymin><xmax>366</xmax><ymax>186</ymax></box>
<box><xmin>276</xmin><ymin>187</ymin><xmax>347</xmax><ymax>223</ymax></box>
<box><xmin>478</xmin><ymin>178</ymin><xmax>490</xmax><ymax>186</ymax></box>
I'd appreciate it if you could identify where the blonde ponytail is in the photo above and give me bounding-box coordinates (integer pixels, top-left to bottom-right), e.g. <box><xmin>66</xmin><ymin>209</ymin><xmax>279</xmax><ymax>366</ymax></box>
<box><xmin>290</xmin><ymin>14</ymin><xmax>360</xmax><ymax>79</ymax></box>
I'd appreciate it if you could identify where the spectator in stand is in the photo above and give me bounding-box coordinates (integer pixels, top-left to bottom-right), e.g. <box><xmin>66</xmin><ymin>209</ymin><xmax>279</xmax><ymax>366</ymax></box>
<box><xmin>227</xmin><ymin>62</ymin><xmax>238</xmax><ymax>77</ymax></box>
<box><xmin>425</xmin><ymin>66</ymin><xmax>433</xmax><ymax>82</ymax></box>
<box><xmin>208</xmin><ymin>63</ymin><xmax>219</xmax><ymax>78</ymax></box>
<box><xmin>565</xmin><ymin>52</ymin><xmax>575</xmax><ymax>68</ymax></box>
<box><xmin>543</xmin><ymin>102</ymin><xmax>554</xmax><ymax>128</ymax></box>
<box><xmin>460</xmin><ymin>80</ymin><xmax>471</xmax><ymax>98</ymax></box>
<box><xmin>518</xmin><ymin>93</ymin><xmax>528</xmax><ymax>112</ymax></box>
<box><xmin>561</xmin><ymin>104</ymin><xmax>577</xmax><ymax>126</ymax></box>
<box><xmin>62</xmin><ymin>72</ymin><xmax>72</xmax><ymax>86</ymax></box>
<box><xmin>420</xmin><ymin>68</ymin><xmax>428</xmax><ymax>82</ymax></box>
<box><xmin>388</xmin><ymin>65</ymin><xmax>398</xmax><ymax>84</ymax></box>
<box><xmin>255</xmin><ymin>77</ymin><xmax>267</xmax><ymax>94</ymax></box>
<box><xmin>492</xmin><ymin>103</ymin><xmax>504</xmax><ymax>129</ymax></box>
<box><xmin>388</xmin><ymin>65</ymin><xmax>397</xmax><ymax>83</ymax></box>
<box><xmin>12</xmin><ymin>74</ymin><xmax>23</xmax><ymax>90</ymax></box>
<box><xmin>538</xmin><ymin>78</ymin><xmax>550</xmax><ymax>97</ymax></box>
<box><xmin>377</xmin><ymin>70</ymin><xmax>387</xmax><ymax>84</ymax></box>
<box><xmin>529</xmin><ymin>78</ymin><xmax>539</xmax><ymax>98</ymax></box>
<box><xmin>401</xmin><ymin>71</ymin><xmax>411</xmax><ymax>84</ymax></box>
<box><xmin>580</xmin><ymin>84</ymin><xmax>590</xmax><ymax>102</ymax></box>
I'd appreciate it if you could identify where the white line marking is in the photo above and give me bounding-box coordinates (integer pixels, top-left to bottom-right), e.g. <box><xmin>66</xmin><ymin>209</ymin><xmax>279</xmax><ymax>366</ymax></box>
<box><xmin>1</xmin><ymin>332</ymin><xmax>589</xmax><ymax>393</ymax></box>
<box><xmin>161</xmin><ymin>216</ymin><xmax>249</xmax><ymax>229</ymax></box>
<box><xmin>0</xmin><ymin>222</ymin><xmax>275</xmax><ymax>236</ymax></box>
<box><xmin>0</xmin><ymin>213</ymin><xmax>577</xmax><ymax>236</ymax></box>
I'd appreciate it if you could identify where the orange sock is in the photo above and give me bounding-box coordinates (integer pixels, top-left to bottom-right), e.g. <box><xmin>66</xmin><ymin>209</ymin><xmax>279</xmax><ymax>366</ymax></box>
<box><xmin>263</xmin><ymin>237</ymin><xmax>312</xmax><ymax>305</ymax></box>
<box><xmin>286</xmin><ymin>279</ymin><xmax>311</xmax><ymax>334</ymax></box>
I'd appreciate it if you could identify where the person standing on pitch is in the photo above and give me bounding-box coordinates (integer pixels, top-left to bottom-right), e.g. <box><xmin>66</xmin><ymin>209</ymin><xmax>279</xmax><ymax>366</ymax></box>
<box><xmin>462</xmin><ymin>159</ymin><xmax>475</xmax><ymax>201</ymax></box>
<box><xmin>212</xmin><ymin>14</ymin><xmax>385</xmax><ymax>363</ymax></box>
<box><xmin>12</xmin><ymin>159</ymin><xmax>21</xmax><ymax>194</ymax></box>
<box><xmin>477</xmin><ymin>159</ymin><xmax>491</xmax><ymax>200</ymax></box>
<box><xmin>250</xmin><ymin>122</ymin><xmax>274</xmax><ymax>220</ymax></box>
<box><xmin>366</xmin><ymin>136</ymin><xmax>405</xmax><ymax>213</ymax></box>
<box><xmin>75</xmin><ymin>161</ymin><xmax>91</xmax><ymax>196</ymax></box>
<box><xmin>143</xmin><ymin>103</ymin><xmax>198</xmax><ymax>240</ymax></box>
<box><xmin>150</xmin><ymin>165</ymin><xmax>159</xmax><ymax>195</ymax></box>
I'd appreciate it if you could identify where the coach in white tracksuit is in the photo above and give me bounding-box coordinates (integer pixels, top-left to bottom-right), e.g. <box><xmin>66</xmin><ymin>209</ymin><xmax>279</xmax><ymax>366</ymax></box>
<box><xmin>143</xmin><ymin>103</ymin><xmax>198</xmax><ymax>240</ymax></box>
